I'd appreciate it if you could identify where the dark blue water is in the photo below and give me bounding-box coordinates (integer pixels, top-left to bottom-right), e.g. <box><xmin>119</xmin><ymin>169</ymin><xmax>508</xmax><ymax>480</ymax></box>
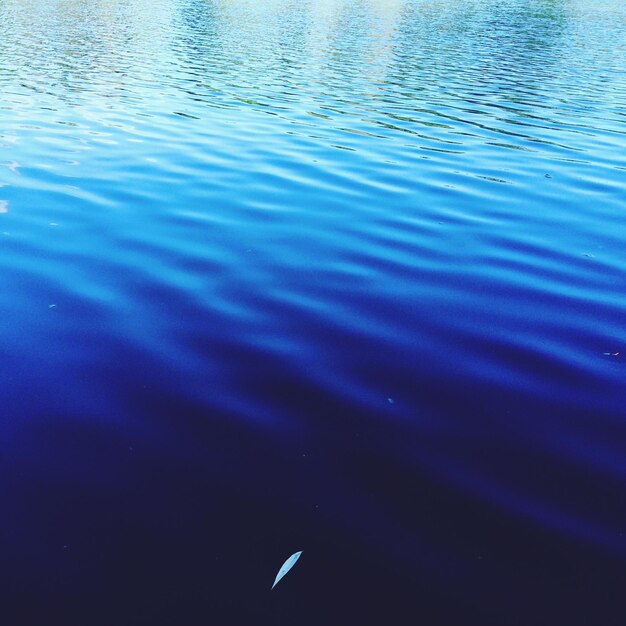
<box><xmin>1</xmin><ymin>0</ymin><xmax>626</xmax><ymax>623</ymax></box>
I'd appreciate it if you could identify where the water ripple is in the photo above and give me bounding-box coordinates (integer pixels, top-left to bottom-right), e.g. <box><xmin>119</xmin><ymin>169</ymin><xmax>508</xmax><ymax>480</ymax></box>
<box><xmin>1</xmin><ymin>0</ymin><xmax>626</xmax><ymax>624</ymax></box>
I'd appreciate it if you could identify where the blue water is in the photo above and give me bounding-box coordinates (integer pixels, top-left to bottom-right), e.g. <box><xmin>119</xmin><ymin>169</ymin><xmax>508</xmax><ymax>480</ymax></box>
<box><xmin>1</xmin><ymin>0</ymin><xmax>626</xmax><ymax>624</ymax></box>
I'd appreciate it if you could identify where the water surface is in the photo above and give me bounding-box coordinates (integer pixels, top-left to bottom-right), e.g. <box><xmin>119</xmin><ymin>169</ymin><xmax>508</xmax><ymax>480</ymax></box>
<box><xmin>1</xmin><ymin>1</ymin><xmax>626</xmax><ymax>624</ymax></box>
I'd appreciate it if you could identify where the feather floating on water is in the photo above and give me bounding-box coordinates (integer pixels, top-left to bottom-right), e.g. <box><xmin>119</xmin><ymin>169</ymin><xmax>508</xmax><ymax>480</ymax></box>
<box><xmin>271</xmin><ymin>551</ymin><xmax>302</xmax><ymax>589</ymax></box>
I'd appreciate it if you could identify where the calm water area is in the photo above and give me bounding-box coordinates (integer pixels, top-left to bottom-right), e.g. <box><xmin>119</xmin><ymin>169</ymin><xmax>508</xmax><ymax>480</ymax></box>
<box><xmin>1</xmin><ymin>0</ymin><xmax>626</xmax><ymax>624</ymax></box>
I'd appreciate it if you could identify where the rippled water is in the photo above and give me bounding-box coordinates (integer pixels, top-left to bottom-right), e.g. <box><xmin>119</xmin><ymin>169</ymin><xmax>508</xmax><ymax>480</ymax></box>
<box><xmin>1</xmin><ymin>0</ymin><xmax>626</xmax><ymax>624</ymax></box>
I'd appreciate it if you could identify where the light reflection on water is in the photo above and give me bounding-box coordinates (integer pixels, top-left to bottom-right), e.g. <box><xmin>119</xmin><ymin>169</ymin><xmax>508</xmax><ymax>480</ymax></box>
<box><xmin>1</xmin><ymin>1</ymin><xmax>625</xmax><ymax>624</ymax></box>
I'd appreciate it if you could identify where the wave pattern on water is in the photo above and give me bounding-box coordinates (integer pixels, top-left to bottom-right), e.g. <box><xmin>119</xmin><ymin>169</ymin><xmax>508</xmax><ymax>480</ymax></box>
<box><xmin>1</xmin><ymin>1</ymin><xmax>626</xmax><ymax>624</ymax></box>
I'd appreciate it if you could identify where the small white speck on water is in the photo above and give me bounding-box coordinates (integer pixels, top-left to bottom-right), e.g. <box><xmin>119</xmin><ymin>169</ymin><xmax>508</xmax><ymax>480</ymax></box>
<box><xmin>387</xmin><ymin>397</ymin><xmax>394</xmax><ymax>404</ymax></box>
<box><xmin>48</xmin><ymin>304</ymin><xmax>57</xmax><ymax>309</ymax></box>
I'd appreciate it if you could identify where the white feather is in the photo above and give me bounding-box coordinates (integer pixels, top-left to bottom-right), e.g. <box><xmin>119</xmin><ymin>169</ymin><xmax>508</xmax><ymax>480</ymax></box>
<box><xmin>271</xmin><ymin>551</ymin><xmax>303</xmax><ymax>589</ymax></box>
